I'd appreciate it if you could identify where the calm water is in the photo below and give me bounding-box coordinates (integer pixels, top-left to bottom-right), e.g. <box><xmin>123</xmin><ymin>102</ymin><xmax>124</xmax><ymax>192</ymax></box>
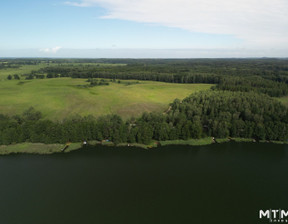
<box><xmin>0</xmin><ymin>143</ymin><xmax>287</xmax><ymax>224</ymax></box>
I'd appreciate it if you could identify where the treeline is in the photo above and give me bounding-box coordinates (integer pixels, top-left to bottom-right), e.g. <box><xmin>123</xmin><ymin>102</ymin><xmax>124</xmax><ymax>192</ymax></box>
<box><xmin>1</xmin><ymin>91</ymin><xmax>287</xmax><ymax>146</ymax></box>
<box><xmin>27</xmin><ymin>58</ymin><xmax>288</xmax><ymax>97</ymax></box>
<box><xmin>0</xmin><ymin>63</ymin><xmax>20</xmax><ymax>70</ymax></box>
<box><xmin>216</xmin><ymin>76</ymin><xmax>288</xmax><ymax>97</ymax></box>
<box><xmin>9</xmin><ymin>67</ymin><xmax>288</xmax><ymax>97</ymax></box>
<box><xmin>5</xmin><ymin>58</ymin><xmax>288</xmax><ymax>97</ymax></box>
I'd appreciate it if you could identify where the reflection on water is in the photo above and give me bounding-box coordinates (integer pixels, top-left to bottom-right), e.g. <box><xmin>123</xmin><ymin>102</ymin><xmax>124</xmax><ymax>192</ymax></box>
<box><xmin>0</xmin><ymin>142</ymin><xmax>287</xmax><ymax>224</ymax></box>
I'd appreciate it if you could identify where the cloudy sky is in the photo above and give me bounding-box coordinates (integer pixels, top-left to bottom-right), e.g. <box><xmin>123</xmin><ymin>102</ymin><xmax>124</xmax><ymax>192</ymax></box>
<box><xmin>0</xmin><ymin>0</ymin><xmax>287</xmax><ymax>58</ymax></box>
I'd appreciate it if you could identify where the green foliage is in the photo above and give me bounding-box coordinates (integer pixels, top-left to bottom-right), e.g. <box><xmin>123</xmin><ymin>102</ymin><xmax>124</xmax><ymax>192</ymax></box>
<box><xmin>22</xmin><ymin>107</ymin><xmax>42</xmax><ymax>121</ymax></box>
<box><xmin>217</xmin><ymin>76</ymin><xmax>288</xmax><ymax>97</ymax></box>
<box><xmin>13</xmin><ymin>74</ymin><xmax>20</xmax><ymax>80</ymax></box>
<box><xmin>89</xmin><ymin>78</ymin><xmax>110</xmax><ymax>86</ymax></box>
<box><xmin>168</xmin><ymin>91</ymin><xmax>288</xmax><ymax>141</ymax></box>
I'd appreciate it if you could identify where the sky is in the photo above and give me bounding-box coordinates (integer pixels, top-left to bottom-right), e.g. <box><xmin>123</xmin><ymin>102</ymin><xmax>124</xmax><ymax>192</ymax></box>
<box><xmin>0</xmin><ymin>0</ymin><xmax>287</xmax><ymax>58</ymax></box>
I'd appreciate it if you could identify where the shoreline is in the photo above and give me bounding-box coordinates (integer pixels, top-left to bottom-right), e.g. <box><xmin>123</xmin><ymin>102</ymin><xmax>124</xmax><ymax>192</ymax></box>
<box><xmin>0</xmin><ymin>138</ymin><xmax>287</xmax><ymax>155</ymax></box>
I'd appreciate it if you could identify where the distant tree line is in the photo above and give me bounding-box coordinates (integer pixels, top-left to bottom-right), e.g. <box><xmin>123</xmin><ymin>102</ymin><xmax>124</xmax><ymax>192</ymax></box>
<box><xmin>31</xmin><ymin>59</ymin><xmax>288</xmax><ymax>97</ymax></box>
<box><xmin>5</xmin><ymin>58</ymin><xmax>288</xmax><ymax>97</ymax></box>
<box><xmin>1</xmin><ymin>91</ymin><xmax>287</xmax><ymax>146</ymax></box>
<box><xmin>215</xmin><ymin>76</ymin><xmax>288</xmax><ymax>97</ymax></box>
<box><xmin>0</xmin><ymin>64</ymin><xmax>20</xmax><ymax>69</ymax></box>
<box><xmin>7</xmin><ymin>74</ymin><xmax>44</xmax><ymax>80</ymax></box>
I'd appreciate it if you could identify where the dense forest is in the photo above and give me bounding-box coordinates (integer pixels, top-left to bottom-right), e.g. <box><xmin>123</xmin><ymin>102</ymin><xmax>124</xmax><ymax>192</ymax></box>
<box><xmin>1</xmin><ymin>58</ymin><xmax>288</xmax><ymax>145</ymax></box>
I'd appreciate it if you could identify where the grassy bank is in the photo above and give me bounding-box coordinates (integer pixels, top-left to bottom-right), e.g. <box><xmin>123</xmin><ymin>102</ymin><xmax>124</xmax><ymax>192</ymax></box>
<box><xmin>1</xmin><ymin>138</ymin><xmax>286</xmax><ymax>155</ymax></box>
<box><xmin>159</xmin><ymin>138</ymin><xmax>214</xmax><ymax>146</ymax></box>
<box><xmin>0</xmin><ymin>143</ymin><xmax>82</xmax><ymax>155</ymax></box>
<box><xmin>160</xmin><ymin>137</ymin><xmax>287</xmax><ymax>146</ymax></box>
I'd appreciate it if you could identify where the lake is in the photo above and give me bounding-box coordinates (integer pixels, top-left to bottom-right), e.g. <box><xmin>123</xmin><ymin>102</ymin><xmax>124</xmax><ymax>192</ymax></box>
<box><xmin>0</xmin><ymin>142</ymin><xmax>287</xmax><ymax>224</ymax></box>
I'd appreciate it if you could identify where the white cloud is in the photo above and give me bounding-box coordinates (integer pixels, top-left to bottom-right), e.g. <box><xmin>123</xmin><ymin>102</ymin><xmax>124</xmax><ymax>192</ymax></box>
<box><xmin>66</xmin><ymin>0</ymin><xmax>288</xmax><ymax>48</ymax></box>
<box><xmin>39</xmin><ymin>46</ymin><xmax>62</xmax><ymax>53</ymax></box>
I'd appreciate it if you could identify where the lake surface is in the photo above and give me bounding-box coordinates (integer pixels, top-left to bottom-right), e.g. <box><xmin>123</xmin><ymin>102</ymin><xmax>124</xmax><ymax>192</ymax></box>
<box><xmin>0</xmin><ymin>142</ymin><xmax>287</xmax><ymax>224</ymax></box>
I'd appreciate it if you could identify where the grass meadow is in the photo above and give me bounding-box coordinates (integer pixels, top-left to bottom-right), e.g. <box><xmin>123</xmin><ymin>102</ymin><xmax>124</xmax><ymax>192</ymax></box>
<box><xmin>0</xmin><ymin>142</ymin><xmax>82</xmax><ymax>155</ymax></box>
<box><xmin>0</xmin><ymin>64</ymin><xmax>48</xmax><ymax>80</ymax></box>
<box><xmin>0</xmin><ymin>77</ymin><xmax>213</xmax><ymax>120</ymax></box>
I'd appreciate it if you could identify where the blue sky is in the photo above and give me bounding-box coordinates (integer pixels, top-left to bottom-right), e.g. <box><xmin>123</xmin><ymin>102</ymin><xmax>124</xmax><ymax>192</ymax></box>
<box><xmin>1</xmin><ymin>0</ymin><xmax>287</xmax><ymax>58</ymax></box>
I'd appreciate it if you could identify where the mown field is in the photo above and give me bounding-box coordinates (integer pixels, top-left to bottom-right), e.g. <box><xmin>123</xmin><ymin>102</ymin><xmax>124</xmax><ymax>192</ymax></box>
<box><xmin>0</xmin><ymin>77</ymin><xmax>213</xmax><ymax>120</ymax></box>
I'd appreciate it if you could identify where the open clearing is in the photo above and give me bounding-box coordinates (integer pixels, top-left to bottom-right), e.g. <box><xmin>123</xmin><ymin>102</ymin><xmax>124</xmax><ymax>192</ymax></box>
<box><xmin>0</xmin><ymin>78</ymin><xmax>213</xmax><ymax>120</ymax></box>
<box><xmin>277</xmin><ymin>96</ymin><xmax>288</xmax><ymax>107</ymax></box>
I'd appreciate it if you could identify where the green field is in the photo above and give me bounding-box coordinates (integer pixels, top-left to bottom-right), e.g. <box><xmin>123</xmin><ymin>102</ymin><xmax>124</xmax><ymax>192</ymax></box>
<box><xmin>0</xmin><ymin>78</ymin><xmax>213</xmax><ymax>120</ymax></box>
<box><xmin>0</xmin><ymin>64</ymin><xmax>48</xmax><ymax>79</ymax></box>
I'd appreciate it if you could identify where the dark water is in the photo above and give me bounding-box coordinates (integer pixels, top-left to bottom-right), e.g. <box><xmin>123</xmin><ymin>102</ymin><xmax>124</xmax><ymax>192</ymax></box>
<box><xmin>0</xmin><ymin>143</ymin><xmax>287</xmax><ymax>224</ymax></box>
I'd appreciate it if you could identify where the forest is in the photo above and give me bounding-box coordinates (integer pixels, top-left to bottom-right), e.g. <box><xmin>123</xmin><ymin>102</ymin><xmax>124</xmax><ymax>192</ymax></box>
<box><xmin>1</xmin><ymin>58</ymin><xmax>288</xmax><ymax>146</ymax></box>
<box><xmin>6</xmin><ymin>58</ymin><xmax>288</xmax><ymax>97</ymax></box>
